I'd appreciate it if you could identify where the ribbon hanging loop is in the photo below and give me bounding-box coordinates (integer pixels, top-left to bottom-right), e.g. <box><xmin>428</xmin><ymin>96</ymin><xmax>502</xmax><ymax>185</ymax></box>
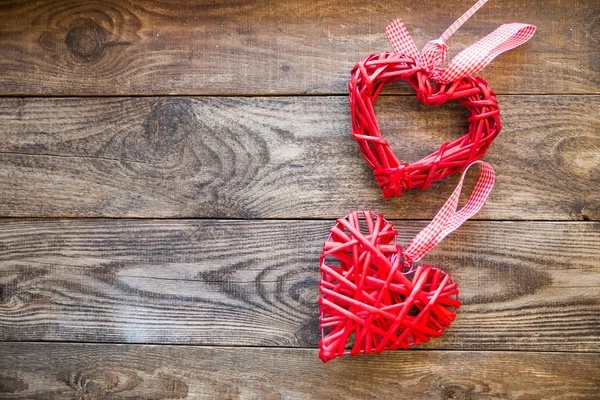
<box><xmin>403</xmin><ymin>161</ymin><xmax>495</xmax><ymax>265</ymax></box>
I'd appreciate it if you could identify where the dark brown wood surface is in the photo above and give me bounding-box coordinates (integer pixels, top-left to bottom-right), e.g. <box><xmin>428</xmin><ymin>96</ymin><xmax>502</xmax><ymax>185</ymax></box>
<box><xmin>1</xmin><ymin>219</ymin><xmax>599</xmax><ymax>351</ymax></box>
<box><xmin>1</xmin><ymin>344</ymin><xmax>599</xmax><ymax>399</ymax></box>
<box><xmin>0</xmin><ymin>95</ymin><xmax>598</xmax><ymax>220</ymax></box>
<box><xmin>0</xmin><ymin>0</ymin><xmax>598</xmax><ymax>95</ymax></box>
<box><xmin>0</xmin><ymin>0</ymin><xmax>598</xmax><ymax>399</ymax></box>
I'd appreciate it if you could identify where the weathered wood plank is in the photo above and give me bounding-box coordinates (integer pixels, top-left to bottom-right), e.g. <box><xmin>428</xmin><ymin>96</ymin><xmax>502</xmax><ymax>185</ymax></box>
<box><xmin>0</xmin><ymin>219</ymin><xmax>598</xmax><ymax>350</ymax></box>
<box><xmin>0</xmin><ymin>0</ymin><xmax>597</xmax><ymax>95</ymax></box>
<box><xmin>1</xmin><ymin>343</ymin><xmax>598</xmax><ymax>399</ymax></box>
<box><xmin>0</xmin><ymin>96</ymin><xmax>598</xmax><ymax>220</ymax></box>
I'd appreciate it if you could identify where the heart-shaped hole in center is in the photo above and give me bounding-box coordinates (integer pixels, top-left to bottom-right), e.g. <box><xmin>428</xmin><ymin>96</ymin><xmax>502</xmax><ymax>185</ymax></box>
<box><xmin>349</xmin><ymin>52</ymin><xmax>501</xmax><ymax>197</ymax></box>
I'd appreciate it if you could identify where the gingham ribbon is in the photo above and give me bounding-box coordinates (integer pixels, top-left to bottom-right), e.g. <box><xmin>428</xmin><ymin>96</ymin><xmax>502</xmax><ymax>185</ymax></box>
<box><xmin>404</xmin><ymin>161</ymin><xmax>495</xmax><ymax>264</ymax></box>
<box><xmin>385</xmin><ymin>0</ymin><xmax>536</xmax><ymax>83</ymax></box>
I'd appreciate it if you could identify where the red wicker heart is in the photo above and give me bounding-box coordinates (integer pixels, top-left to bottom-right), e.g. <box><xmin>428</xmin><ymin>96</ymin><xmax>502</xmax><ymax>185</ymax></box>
<box><xmin>318</xmin><ymin>210</ymin><xmax>460</xmax><ymax>363</ymax></box>
<box><xmin>349</xmin><ymin>51</ymin><xmax>501</xmax><ymax>198</ymax></box>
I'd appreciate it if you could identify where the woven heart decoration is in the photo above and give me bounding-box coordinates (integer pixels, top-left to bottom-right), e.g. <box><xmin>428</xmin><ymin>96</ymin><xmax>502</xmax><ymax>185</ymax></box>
<box><xmin>318</xmin><ymin>161</ymin><xmax>495</xmax><ymax>362</ymax></box>
<box><xmin>318</xmin><ymin>211</ymin><xmax>460</xmax><ymax>363</ymax></box>
<box><xmin>349</xmin><ymin>0</ymin><xmax>535</xmax><ymax>198</ymax></box>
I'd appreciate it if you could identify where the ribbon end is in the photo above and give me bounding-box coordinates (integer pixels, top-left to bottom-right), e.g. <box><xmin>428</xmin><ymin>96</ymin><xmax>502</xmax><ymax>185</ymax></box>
<box><xmin>385</xmin><ymin>19</ymin><xmax>421</xmax><ymax>60</ymax></box>
<box><xmin>437</xmin><ymin>22</ymin><xmax>537</xmax><ymax>83</ymax></box>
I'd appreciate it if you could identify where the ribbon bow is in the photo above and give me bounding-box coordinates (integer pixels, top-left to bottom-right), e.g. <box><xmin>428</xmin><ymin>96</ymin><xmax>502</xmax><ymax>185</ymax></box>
<box><xmin>385</xmin><ymin>0</ymin><xmax>536</xmax><ymax>83</ymax></box>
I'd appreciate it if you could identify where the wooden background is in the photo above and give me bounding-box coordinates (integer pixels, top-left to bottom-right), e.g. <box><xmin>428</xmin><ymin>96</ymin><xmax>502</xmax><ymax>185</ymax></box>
<box><xmin>0</xmin><ymin>0</ymin><xmax>598</xmax><ymax>398</ymax></box>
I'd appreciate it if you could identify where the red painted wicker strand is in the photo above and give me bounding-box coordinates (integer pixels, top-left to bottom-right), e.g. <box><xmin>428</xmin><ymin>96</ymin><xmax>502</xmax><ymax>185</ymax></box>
<box><xmin>349</xmin><ymin>51</ymin><xmax>501</xmax><ymax>198</ymax></box>
<box><xmin>318</xmin><ymin>211</ymin><xmax>460</xmax><ymax>363</ymax></box>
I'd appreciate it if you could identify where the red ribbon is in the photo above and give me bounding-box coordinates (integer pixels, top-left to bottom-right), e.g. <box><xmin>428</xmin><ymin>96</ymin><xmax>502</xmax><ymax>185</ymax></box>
<box><xmin>403</xmin><ymin>161</ymin><xmax>495</xmax><ymax>265</ymax></box>
<box><xmin>385</xmin><ymin>0</ymin><xmax>536</xmax><ymax>84</ymax></box>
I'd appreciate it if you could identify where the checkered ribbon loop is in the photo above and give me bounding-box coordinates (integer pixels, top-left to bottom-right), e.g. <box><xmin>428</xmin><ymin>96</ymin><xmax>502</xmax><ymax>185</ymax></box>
<box><xmin>385</xmin><ymin>0</ymin><xmax>536</xmax><ymax>83</ymax></box>
<box><xmin>403</xmin><ymin>161</ymin><xmax>495</xmax><ymax>265</ymax></box>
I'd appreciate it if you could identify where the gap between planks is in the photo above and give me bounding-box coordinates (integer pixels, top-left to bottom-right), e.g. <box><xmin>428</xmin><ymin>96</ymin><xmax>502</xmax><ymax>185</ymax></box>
<box><xmin>1</xmin><ymin>341</ymin><xmax>599</xmax><ymax>354</ymax></box>
<box><xmin>0</xmin><ymin>93</ymin><xmax>599</xmax><ymax>99</ymax></box>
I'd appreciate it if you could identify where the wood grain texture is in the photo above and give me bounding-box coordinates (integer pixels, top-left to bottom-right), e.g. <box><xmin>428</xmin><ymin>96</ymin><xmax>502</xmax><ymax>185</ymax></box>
<box><xmin>0</xmin><ymin>0</ymin><xmax>597</xmax><ymax>95</ymax></box>
<box><xmin>1</xmin><ymin>343</ymin><xmax>598</xmax><ymax>399</ymax></box>
<box><xmin>0</xmin><ymin>95</ymin><xmax>598</xmax><ymax>220</ymax></box>
<box><xmin>0</xmin><ymin>219</ymin><xmax>598</xmax><ymax>350</ymax></box>
<box><xmin>0</xmin><ymin>1</ymin><xmax>597</xmax><ymax>397</ymax></box>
